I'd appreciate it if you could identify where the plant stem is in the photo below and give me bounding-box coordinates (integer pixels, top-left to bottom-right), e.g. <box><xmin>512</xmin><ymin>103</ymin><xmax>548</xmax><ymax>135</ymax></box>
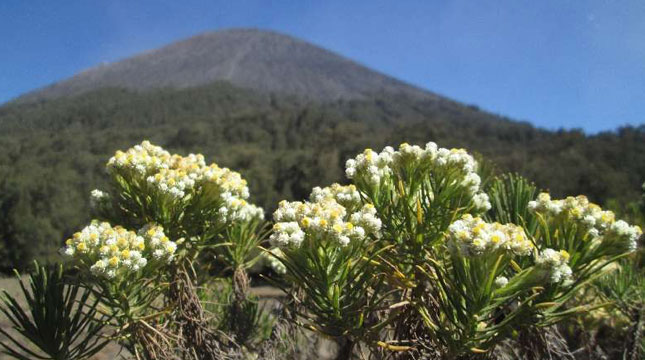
<box><xmin>168</xmin><ymin>260</ymin><xmax>228</xmax><ymax>359</ymax></box>
<box><xmin>231</xmin><ymin>266</ymin><xmax>251</xmax><ymax>339</ymax></box>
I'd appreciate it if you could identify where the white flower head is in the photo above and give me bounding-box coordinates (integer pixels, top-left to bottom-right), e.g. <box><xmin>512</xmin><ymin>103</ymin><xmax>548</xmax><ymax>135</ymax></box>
<box><xmin>494</xmin><ymin>276</ymin><xmax>509</xmax><ymax>287</ymax></box>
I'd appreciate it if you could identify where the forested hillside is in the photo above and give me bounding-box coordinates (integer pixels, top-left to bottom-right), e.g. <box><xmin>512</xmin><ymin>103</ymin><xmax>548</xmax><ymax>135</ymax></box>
<box><xmin>0</xmin><ymin>82</ymin><xmax>643</xmax><ymax>271</ymax></box>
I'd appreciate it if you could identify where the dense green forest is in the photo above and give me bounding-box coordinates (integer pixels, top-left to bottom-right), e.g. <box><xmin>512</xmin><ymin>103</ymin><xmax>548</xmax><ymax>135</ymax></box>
<box><xmin>0</xmin><ymin>82</ymin><xmax>643</xmax><ymax>271</ymax></box>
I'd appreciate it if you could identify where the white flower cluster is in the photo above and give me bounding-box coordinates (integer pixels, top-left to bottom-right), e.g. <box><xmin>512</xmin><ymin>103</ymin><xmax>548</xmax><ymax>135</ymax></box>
<box><xmin>309</xmin><ymin>183</ymin><xmax>361</xmax><ymax>209</ymax></box>
<box><xmin>345</xmin><ymin>142</ymin><xmax>490</xmax><ymax>211</ymax></box>
<box><xmin>147</xmin><ymin>169</ymin><xmax>197</xmax><ymax>198</ymax></box>
<box><xmin>90</xmin><ymin>189</ymin><xmax>109</xmax><ymax>209</ymax></box>
<box><xmin>201</xmin><ymin>164</ymin><xmax>251</xmax><ymax>199</ymax></box>
<box><xmin>61</xmin><ymin>220</ymin><xmax>176</xmax><ymax>279</ymax></box>
<box><xmin>270</xmin><ymin>221</ymin><xmax>305</xmax><ymax>247</ymax></box>
<box><xmin>494</xmin><ymin>276</ymin><xmax>509</xmax><ymax>288</ymax></box>
<box><xmin>107</xmin><ymin>140</ymin><xmax>171</xmax><ymax>174</ymax></box>
<box><xmin>219</xmin><ymin>193</ymin><xmax>265</xmax><ymax>223</ymax></box>
<box><xmin>170</xmin><ymin>153</ymin><xmax>206</xmax><ymax>170</ymax></box>
<box><xmin>270</xmin><ymin>186</ymin><xmax>382</xmax><ymax>248</ymax></box>
<box><xmin>447</xmin><ymin>214</ymin><xmax>534</xmax><ymax>257</ymax></box>
<box><xmin>349</xmin><ymin>204</ymin><xmax>382</xmax><ymax>235</ymax></box>
<box><xmin>604</xmin><ymin>220</ymin><xmax>642</xmax><ymax>253</ymax></box>
<box><xmin>392</xmin><ymin>143</ymin><xmax>428</xmax><ymax>166</ymax></box>
<box><xmin>528</xmin><ymin>193</ymin><xmax>641</xmax><ymax>253</ymax></box>
<box><xmin>528</xmin><ymin>194</ymin><xmax>615</xmax><ymax>230</ymax></box>
<box><xmin>472</xmin><ymin>193</ymin><xmax>492</xmax><ymax>212</ymax></box>
<box><xmin>345</xmin><ymin>147</ymin><xmax>394</xmax><ymax>185</ymax></box>
<box><xmin>138</xmin><ymin>224</ymin><xmax>178</xmax><ymax>261</ymax></box>
<box><xmin>106</xmin><ymin>141</ymin><xmax>262</xmax><ymax>222</ymax></box>
<box><xmin>535</xmin><ymin>248</ymin><xmax>572</xmax><ymax>283</ymax></box>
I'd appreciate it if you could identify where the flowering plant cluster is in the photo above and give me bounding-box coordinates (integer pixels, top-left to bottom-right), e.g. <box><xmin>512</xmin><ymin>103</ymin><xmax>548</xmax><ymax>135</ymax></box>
<box><xmin>267</xmin><ymin>184</ymin><xmax>386</xmax><ymax>337</ymax></box>
<box><xmin>100</xmin><ymin>141</ymin><xmax>263</xmax><ymax>239</ymax></box>
<box><xmin>346</xmin><ymin>142</ymin><xmax>491</xmax><ymax>212</ymax></box>
<box><xmin>534</xmin><ymin>248</ymin><xmax>572</xmax><ymax>284</ymax></box>
<box><xmin>270</xmin><ymin>184</ymin><xmax>381</xmax><ymax>248</ymax></box>
<box><xmin>61</xmin><ymin>221</ymin><xmax>176</xmax><ymax>279</ymax></box>
<box><xmin>107</xmin><ymin>141</ymin><xmax>249</xmax><ymax>202</ymax></box>
<box><xmin>55</xmin><ymin>141</ymin><xmax>269</xmax><ymax>358</ymax></box>
<box><xmin>529</xmin><ymin>193</ymin><xmax>641</xmax><ymax>257</ymax></box>
<box><xmin>446</xmin><ymin>214</ymin><xmax>533</xmax><ymax>257</ymax></box>
<box><xmin>269</xmin><ymin>141</ymin><xmax>643</xmax><ymax>359</ymax></box>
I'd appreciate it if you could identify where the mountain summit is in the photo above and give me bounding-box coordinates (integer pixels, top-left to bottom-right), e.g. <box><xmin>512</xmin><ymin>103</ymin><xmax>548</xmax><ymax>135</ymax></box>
<box><xmin>19</xmin><ymin>28</ymin><xmax>434</xmax><ymax>102</ymax></box>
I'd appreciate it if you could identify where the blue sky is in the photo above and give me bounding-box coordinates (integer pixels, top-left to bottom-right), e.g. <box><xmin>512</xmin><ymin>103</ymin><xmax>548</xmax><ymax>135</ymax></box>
<box><xmin>1</xmin><ymin>1</ymin><xmax>643</xmax><ymax>133</ymax></box>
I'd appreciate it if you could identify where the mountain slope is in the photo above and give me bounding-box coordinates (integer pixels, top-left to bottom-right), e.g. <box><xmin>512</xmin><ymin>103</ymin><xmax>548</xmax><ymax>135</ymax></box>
<box><xmin>17</xmin><ymin>29</ymin><xmax>434</xmax><ymax>103</ymax></box>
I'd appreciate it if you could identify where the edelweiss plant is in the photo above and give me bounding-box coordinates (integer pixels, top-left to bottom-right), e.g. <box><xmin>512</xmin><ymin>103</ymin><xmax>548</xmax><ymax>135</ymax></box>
<box><xmin>344</xmin><ymin>143</ymin><xmax>500</xmax><ymax>355</ymax></box>
<box><xmin>69</xmin><ymin>141</ymin><xmax>267</xmax><ymax>359</ymax></box>
<box><xmin>61</xmin><ymin>221</ymin><xmax>176</xmax><ymax>358</ymax></box>
<box><xmin>269</xmin><ymin>141</ymin><xmax>642</xmax><ymax>359</ymax></box>
<box><xmin>502</xmin><ymin>192</ymin><xmax>642</xmax><ymax>359</ymax></box>
<box><xmin>268</xmin><ymin>184</ymin><xmax>388</xmax><ymax>354</ymax></box>
<box><xmin>506</xmin><ymin>192</ymin><xmax>641</xmax><ymax>327</ymax></box>
<box><xmin>99</xmin><ymin>141</ymin><xmax>263</xmax><ymax>245</ymax></box>
<box><xmin>345</xmin><ymin>143</ymin><xmax>491</xmax><ymax>264</ymax></box>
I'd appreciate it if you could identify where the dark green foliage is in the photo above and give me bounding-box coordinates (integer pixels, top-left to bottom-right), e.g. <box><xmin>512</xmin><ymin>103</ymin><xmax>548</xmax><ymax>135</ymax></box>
<box><xmin>594</xmin><ymin>260</ymin><xmax>645</xmax><ymax>359</ymax></box>
<box><xmin>639</xmin><ymin>181</ymin><xmax>645</xmax><ymax>217</ymax></box>
<box><xmin>485</xmin><ymin>173</ymin><xmax>539</xmax><ymax>235</ymax></box>
<box><xmin>0</xmin><ymin>82</ymin><xmax>643</xmax><ymax>271</ymax></box>
<box><xmin>0</xmin><ymin>262</ymin><xmax>109</xmax><ymax>360</ymax></box>
<box><xmin>200</xmin><ymin>280</ymin><xmax>273</xmax><ymax>347</ymax></box>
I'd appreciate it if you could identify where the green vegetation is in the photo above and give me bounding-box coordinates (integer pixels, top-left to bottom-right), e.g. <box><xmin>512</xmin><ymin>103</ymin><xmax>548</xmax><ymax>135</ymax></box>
<box><xmin>0</xmin><ymin>82</ymin><xmax>643</xmax><ymax>271</ymax></box>
<box><xmin>1</xmin><ymin>140</ymin><xmax>640</xmax><ymax>359</ymax></box>
<box><xmin>0</xmin><ymin>262</ymin><xmax>109</xmax><ymax>360</ymax></box>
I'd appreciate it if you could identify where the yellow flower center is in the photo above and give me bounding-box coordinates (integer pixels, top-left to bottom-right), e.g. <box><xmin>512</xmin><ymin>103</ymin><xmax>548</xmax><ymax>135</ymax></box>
<box><xmin>117</xmin><ymin>237</ymin><xmax>128</xmax><ymax>248</ymax></box>
<box><xmin>108</xmin><ymin>256</ymin><xmax>119</xmax><ymax>267</ymax></box>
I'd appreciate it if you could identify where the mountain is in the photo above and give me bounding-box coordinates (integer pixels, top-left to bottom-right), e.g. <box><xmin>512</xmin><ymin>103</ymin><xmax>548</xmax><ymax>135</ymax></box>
<box><xmin>17</xmin><ymin>28</ymin><xmax>435</xmax><ymax>103</ymax></box>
